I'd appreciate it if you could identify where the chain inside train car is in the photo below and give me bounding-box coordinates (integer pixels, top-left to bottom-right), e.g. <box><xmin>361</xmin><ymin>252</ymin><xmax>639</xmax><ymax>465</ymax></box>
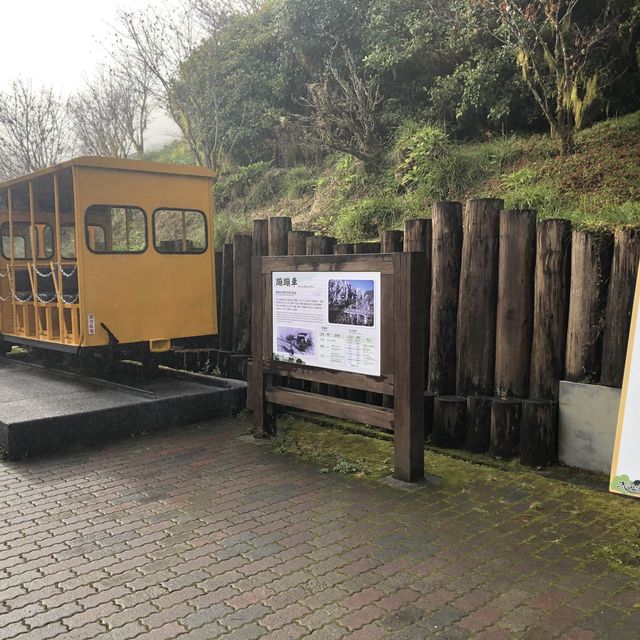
<box><xmin>0</xmin><ymin>157</ymin><xmax>217</xmax><ymax>369</ymax></box>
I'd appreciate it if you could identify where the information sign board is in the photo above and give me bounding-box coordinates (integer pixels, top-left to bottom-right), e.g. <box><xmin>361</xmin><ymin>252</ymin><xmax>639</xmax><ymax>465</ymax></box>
<box><xmin>271</xmin><ymin>271</ymin><xmax>381</xmax><ymax>376</ymax></box>
<box><xmin>610</xmin><ymin>269</ymin><xmax>640</xmax><ymax>498</ymax></box>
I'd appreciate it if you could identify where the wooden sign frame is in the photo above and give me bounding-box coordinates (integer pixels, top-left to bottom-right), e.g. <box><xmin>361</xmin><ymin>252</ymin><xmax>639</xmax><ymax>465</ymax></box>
<box><xmin>610</xmin><ymin>268</ymin><xmax>640</xmax><ymax>498</ymax></box>
<box><xmin>251</xmin><ymin>253</ymin><xmax>426</xmax><ymax>482</ymax></box>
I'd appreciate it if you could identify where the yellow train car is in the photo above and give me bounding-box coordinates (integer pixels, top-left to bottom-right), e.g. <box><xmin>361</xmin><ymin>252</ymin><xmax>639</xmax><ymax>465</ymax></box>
<box><xmin>0</xmin><ymin>157</ymin><xmax>217</xmax><ymax>363</ymax></box>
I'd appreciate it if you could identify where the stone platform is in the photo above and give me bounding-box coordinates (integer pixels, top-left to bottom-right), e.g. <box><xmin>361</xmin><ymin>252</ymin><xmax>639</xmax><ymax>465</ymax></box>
<box><xmin>0</xmin><ymin>357</ymin><xmax>246</xmax><ymax>460</ymax></box>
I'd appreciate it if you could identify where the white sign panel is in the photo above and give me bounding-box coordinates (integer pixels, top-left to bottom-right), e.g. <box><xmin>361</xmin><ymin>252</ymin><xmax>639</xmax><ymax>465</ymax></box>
<box><xmin>610</xmin><ymin>268</ymin><xmax>640</xmax><ymax>498</ymax></box>
<box><xmin>272</xmin><ymin>271</ymin><xmax>381</xmax><ymax>376</ymax></box>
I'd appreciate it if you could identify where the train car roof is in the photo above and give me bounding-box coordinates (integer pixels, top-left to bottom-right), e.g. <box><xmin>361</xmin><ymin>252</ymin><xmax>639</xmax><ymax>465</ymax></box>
<box><xmin>0</xmin><ymin>156</ymin><xmax>216</xmax><ymax>188</ymax></box>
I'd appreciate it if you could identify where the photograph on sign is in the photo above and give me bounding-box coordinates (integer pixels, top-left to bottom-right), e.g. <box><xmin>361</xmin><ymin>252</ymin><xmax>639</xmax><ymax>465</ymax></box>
<box><xmin>272</xmin><ymin>271</ymin><xmax>381</xmax><ymax>376</ymax></box>
<box><xmin>276</xmin><ymin>326</ymin><xmax>315</xmax><ymax>358</ymax></box>
<box><xmin>328</xmin><ymin>279</ymin><xmax>375</xmax><ymax>326</ymax></box>
<box><xmin>610</xmin><ymin>268</ymin><xmax>640</xmax><ymax>498</ymax></box>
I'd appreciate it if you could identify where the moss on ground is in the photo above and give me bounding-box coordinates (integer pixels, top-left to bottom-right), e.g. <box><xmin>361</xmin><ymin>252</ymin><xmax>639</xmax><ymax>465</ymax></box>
<box><xmin>268</xmin><ymin>413</ymin><xmax>640</xmax><ymax>576</ymax></box>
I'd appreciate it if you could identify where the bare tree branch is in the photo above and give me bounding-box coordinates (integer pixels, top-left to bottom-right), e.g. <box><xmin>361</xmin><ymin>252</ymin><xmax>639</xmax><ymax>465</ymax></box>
<box><xmin>0</xmin><ymin>79</ymin><xmax>72</xmax><ymax>179</ymax></box>
<box><xmin>189</xmin><ymin>0</ymin><xmax>265</xmax><ymax>31</ymax></box>
<box><xmin>114</xmin><ymin>2</ymin><xmax>231</xmax><ymax>170</ymax></box>
<box><xmin>296</xmin><ymin>46</ymin><xmax>384</xmax><ymax>169</ymax></box>
<box><xmin>70</xmin><ymin>65</ymin><xmax>152</xmax><ymax>158</ymax></box>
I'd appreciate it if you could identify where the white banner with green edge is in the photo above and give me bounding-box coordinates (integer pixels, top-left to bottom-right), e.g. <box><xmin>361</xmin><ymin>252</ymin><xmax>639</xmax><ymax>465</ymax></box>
<box><xmin>610</xmin><ymin>266</ymin><xmax>640</xmax><ymax>498</ymax></box>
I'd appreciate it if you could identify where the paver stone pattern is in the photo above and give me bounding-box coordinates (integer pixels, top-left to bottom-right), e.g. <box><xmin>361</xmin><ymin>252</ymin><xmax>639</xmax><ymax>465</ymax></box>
<box><xmin>1</xmin><ymin>417</ymin><xmax>639</xmax><ymax>639</ymax></box>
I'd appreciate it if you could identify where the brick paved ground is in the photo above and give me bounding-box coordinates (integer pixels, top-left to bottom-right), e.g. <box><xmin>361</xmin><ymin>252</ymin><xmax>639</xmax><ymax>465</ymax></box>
<box><xmin>1</xmin><ymin>416</ymin><xmax>639</xmax><ymax>640</ymax></box>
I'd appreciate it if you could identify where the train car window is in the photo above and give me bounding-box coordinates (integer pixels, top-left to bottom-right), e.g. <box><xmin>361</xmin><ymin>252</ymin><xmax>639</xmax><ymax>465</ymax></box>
<box><xmin>41</xmin><ymin>225</ymin><xmax>54</xmax><ymax>259</ymax></box>
<box><xmin>88</xmin><ymin>225</ymin><xmax>106</xmax><ymax>252</ymax></box>
<box><xmin>60</xmin><ymin>224</ymin><xmax>102</xmax><ymax>258</ymax></box>
<box><xmin>85</xmin><ymin>205</ymin><xmax>147</xmax><ymax>254</ymax></box>
<box><xmin>0</xmin><ymin>222</ymin><xmax>54</xmax><ymax>260</ymax></box>
<box><xmin>153</xmin><ymin>208</ymin><xmax>207</xmax><ymax>254</ymax></box>
<box><xmin>60</xmin><ymin>225</ymin><xmax>76</xmax><ymax>259</ymax></box>
<box><xmin>1</xmin><ymin>232</ymin><xmax>26</xmax><ymax>259</ymax></box>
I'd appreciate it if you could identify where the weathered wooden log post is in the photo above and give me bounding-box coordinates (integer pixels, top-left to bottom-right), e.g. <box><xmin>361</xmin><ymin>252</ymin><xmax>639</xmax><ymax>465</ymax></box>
<box><xmin>335</xmin><ymin>243</ymin><xmax>354</xmax><ymax>254</ymax></box>
<box><xmin>520</xmin><ymin>400</ymin><xmax>557</xmax><ymax>466</ymax></box>
<box><xmin>490</xmin><ymin>398</ymin><xmax>522</xmax><ymax>459</ymax></box>
<box><xmin>529</xmin><ymin>219</ymin><xmax>572</xmax><ymax>400</ymax></box>
<box><xmin>601</xmin><ymin>228</ymin><xmax>640</xmax><ymax>387</ymax></box>
<box><xmin>432</xmin><ymin>396</ymin><xmax>466</xmax><ymax>448</ymax></box>
<box><xmin>424</xmin><ymin>391</ymin><xmax>436</xmax><ymax>436</ymax></box>
<box><xmin>381</xmin><ymin>230</ymin><xmax>404</xmax><ymax>253</ymax></box>
<box><xmin>465</xmin><ymin>395</ymin><xmax>492</xmax><ymax>452</ymax></box>
<box><xmin>247</xmin><ymin>220</ymin><xmax>269</xmax><ymax>402</ymax></box>
<box><xmin>354</xmin><ymin>241</ymin><xmax>381</xmax><ymax>253</ymax></box>
<box><xmin>213</xmin><ymin>251</ymin><xmax>222</xmax><ymax>350</ymax></box>
<box><xmin>307</xmin><ymin>235</ymin><xmax>337</xmax><ymax>255</ymax></box>
<box><xmin>219</xmin><ymin>242</ymin><xmax>234</xmax><ymax>369</ymax></box>
<box><xmin>288</xmin><ymin>230</ymin><xmax>313</xmax><ymax>256</ymax></box>
<box><xmin>394</xmin><ymin>251</ymin><xmax>427</xmax><ymax>482</ymax></box>
<box><xmin>495</xmin><ymin>209</ymin><xmax>536</xmax><ymax>398</ymax></box>
<box><xmin>232</xmin><ymin>234</ymin><xmax>252</xmax><ymax>354</ymax></box>
<box><xmin>252</xmin><ymin>219</ymin><xmax>269</xmax><ymax>258</ymax></box>
<box><xmin>268</xmin><ymin>216</ymin><xmax>292</xmax><ymax>257</ymax></box>
<box><xmin>429</xmin><ymin>203</ymin><xmax>462</xmax><ymax>395</ymax></box>
<box><xmin>456</xmin><ymin>198</ymin><xmax>502</xmax><ymax>396</ymax></box>
<box><xmin>306</xmin><ymin>236</ymin><xmax>336</xmax><ymax>394</ymax></box>
<box><xmin>404</xmin><ymin>218</ymin><xmax>432</xmax><ymax>412</ymax></box>
<box><xmin>565</xmin><ymin>229</ymin><xmax>613</xmax><ymax>382</ymax></box>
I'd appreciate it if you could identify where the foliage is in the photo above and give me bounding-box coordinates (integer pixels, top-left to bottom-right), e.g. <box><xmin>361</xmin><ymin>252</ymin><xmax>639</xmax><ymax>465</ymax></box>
<box><xmin>215</xmin><ymin>161</ymin><xmax>278</xmax><ymax>210</ymax></box>
<box><xmin>138</xmin><ymin>139</ymin><xmax>196</xmax><ymax>165</ymax></box>
<box><xmin>334</xmin><ymin>197</ymin><xmax>403</xmax><ymax>241</ymax></box>
<box><xmin>213</xmin><ymin>110</ymin><xmax>640</xmax><ymax>238</ymax></box>
<box><xmin>284</xmin><ymin>166</ymin><xmax>318</xmax><ymax>198</ymax></box>
<box><xmin>477</xmin><ymin>0</ymin><xmax>640</xmax><ymax>154</ymax></box>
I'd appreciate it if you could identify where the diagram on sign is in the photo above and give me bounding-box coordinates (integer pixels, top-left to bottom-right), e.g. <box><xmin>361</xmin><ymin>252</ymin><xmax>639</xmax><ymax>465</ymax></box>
<box><xmin>272</xmin><ymin>271</ymin><xmax>381</xmax><ymax>376</ymax></box>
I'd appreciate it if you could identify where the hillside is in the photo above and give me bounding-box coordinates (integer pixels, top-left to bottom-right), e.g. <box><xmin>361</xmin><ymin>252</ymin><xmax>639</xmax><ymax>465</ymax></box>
<box><xmin>143</xmin><ymin>111</ymin><xmax>640</xmax><ymax>247</ymax></box>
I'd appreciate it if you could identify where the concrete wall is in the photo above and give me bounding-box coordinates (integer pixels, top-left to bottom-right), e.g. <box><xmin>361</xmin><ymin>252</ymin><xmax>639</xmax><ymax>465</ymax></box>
<box><xmin>558</xmin><ymin>381</ymin><xmax>621</xmax><ymax>475</ymax></box>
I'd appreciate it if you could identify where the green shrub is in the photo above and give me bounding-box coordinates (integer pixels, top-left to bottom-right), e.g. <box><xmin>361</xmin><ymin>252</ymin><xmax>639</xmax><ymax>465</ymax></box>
<box><xmin>284</xmin><ymin>166</ymin><xmax>318</xmax><ymax>198</ymax></box>
<box><xmin>500</xmin><ymin>168</ymin><xmax>569</xmax><ymax>218</ymax></box>
<box><xmin>215</xmin><ymin>161</ymin><xmax>273</xmax><ymax>209</ymax></box>
<box><xmin>214</xmin><ymin>209</ymin><xmax>252</xmax><ymax>248</ymax></box>
<box><xmin>245</xmin><ymin>169</ymin><xmax>285</xmax><ymax>208</ymax></box>
<box><xmin>394</xmin><ymin>124</ymin><xmax>452</xmax><ymax>192</ymax></box>
<box><xmin>334</xmin><ymin>197</ymin><xmax>403</xmax><ymax>241</ymax></box>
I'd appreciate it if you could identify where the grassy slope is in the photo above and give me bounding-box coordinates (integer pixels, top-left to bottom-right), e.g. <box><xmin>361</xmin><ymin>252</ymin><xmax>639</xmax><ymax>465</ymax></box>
<box><xmin>143</xmin><ymin>111</ymin><xmax>640</xmax><ymax>245</ymax></box>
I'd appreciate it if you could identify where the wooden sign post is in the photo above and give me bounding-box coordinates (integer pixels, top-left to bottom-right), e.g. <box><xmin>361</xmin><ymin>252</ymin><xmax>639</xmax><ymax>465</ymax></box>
<box><xmin>610</xmin><ymin>268</ymin><xmax>640</xmax><ymax>498</ymax></box>
<box><xmin>251</xmin><ymin>252</ymin><xmax>426</xmax><ymax>482</ymax></box>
